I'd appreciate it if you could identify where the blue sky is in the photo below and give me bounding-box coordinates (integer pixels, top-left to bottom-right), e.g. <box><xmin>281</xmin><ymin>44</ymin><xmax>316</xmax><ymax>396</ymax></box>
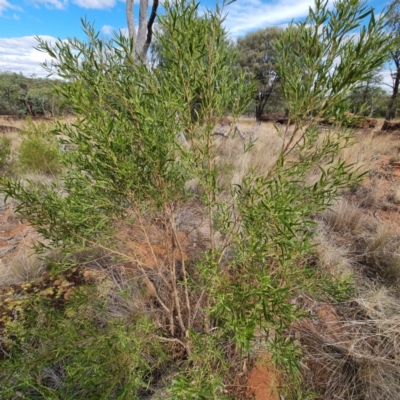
<box><xmin>0</xmin><ymin>0</ymin><xmax>390</xmax><ymax>77</ymax></box>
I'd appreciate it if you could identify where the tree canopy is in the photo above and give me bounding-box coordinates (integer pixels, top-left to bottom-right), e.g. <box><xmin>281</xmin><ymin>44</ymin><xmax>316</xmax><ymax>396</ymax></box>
<box><xmin>385</xmin><ymin>0</ymin><xmax>400</xmax><ymax>120</ymax></box>
<box><xmin>236</xmin><ymin>27</ymin><xmax>285</xmax><ymax>118</ymax></box>
<box><xmin>0</xmin><ymin>71</ymin><xmax>66</xmax><ymax>117</ymax></box>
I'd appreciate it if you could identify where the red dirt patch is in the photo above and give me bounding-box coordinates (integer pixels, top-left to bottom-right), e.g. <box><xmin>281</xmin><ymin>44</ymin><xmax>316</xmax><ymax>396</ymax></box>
<box><xmin>246</xmin><ymin>356</ymin><xmax>280</xmax><ymax>400</ymax></box>
<box><xmin>0</xmin><ymin>203</ymin><xmax>38</xmax><ymax>262</ymax></box>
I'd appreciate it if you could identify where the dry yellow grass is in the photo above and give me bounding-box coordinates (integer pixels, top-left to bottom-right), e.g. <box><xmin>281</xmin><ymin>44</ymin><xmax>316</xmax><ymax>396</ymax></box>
<box><xmin>215</xmin><ymin>120</ymin><xmax>399</xmax><ymax>188</ymax></box>
<box><xmin>299</xmin><ymin>291</ymin><xmax>400</xmax><ymax>400</ymax></box>
<box><xmin>216</xmin><ymin>119</ymin><xmax>284</xmax><ymax>185</ymax></box>
<box><xmin>342</xmin><ymin>131</ymin><xmax>400</xmax><ymax>173</ymax></box>
<box><xmin>314</xmin><ymin>226</ymin><xmax>355</xmax><ymax>278</ymax></box>
<box><xmin>0</xmin><ymin>245</ymin><xmax>45</xmax><ymax>286</ymax></box>
<box><xmin>0</xmin><ymin>116</ymin><xmax>75</xmax><ymax>152</ymax></box>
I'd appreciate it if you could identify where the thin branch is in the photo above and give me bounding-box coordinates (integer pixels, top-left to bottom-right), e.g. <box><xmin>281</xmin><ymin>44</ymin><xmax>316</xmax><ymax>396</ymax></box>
<box><xmin>142</xmin><ymin>0</ymin><xmax>159</xmax><ymax>58</ymax></box>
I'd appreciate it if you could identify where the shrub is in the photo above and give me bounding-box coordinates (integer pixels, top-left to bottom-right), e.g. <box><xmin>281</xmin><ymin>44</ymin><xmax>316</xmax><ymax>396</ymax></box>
<box><xmin>17</xmin><ymin>118</ymin><xmax>61</xmax><ymax>175</ymax></box>
<box><xmin>0</xmin><ymin>0</ymin><xmax>391</xmax><ymax>397</ymax></box>
<box><xmin>0</xmin><ymin>136</ymin><xmax>11</xmax><ymax>170</ymax></box>
<box><xmin>0</xmin><ymin>281</ymin><xmax>169</xmax><ymax>399</ymax></box>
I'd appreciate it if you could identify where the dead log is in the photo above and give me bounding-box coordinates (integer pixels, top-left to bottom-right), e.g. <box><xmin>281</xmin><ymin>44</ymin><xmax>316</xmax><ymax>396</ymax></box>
<box><xmin>260</xmin><ymin>113</ymin><xmax>293</xmax><ymax>125</ymax></box>
<box><xmin>0</xmin><ymin>125</ymin><xmax>21</xmax><ymax>134</ymax></box>
<box><xmin>362</xmin><ymin>118</ymin><xmax>377</xmax><ymax>129</ymax></box>
<box><xmin>382</xmin><ymin>120</ymin><xmax>400</xmax><ymax>132</ymax></box>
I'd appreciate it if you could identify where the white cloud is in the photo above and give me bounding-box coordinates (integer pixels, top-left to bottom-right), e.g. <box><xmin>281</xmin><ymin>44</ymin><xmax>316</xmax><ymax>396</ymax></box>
<box><xmin>101</xmin><ymin>25</ymin><xmax>114</xmax><ymax>35</ymax></box>
<box><xmin>0</xmin><ymin>36</ymin><xmax>58</xmax><ymax>76</ymax></box>
<box><xmin>72</xmin><ymin>0</ymin><xmax>117</xmax><ymax>9</ymax></box>
<box><xmin>0</xmin><ymin>0</ymin><xmax>22</xmax><ymax>16</ymax></box>
<box><xmin>224</xmin><ymin>0</ymin><xmax>332</xmax><ymax>36</ymax></box>
<box><xmin>29</xmin><ymin>0</ymin><xmax>68</xmax><ymax>10</ymax></box>
<box><xmin>29</xmin><ymin>0</ymin><xmax>122</xmax><ymax>10</ymax></box>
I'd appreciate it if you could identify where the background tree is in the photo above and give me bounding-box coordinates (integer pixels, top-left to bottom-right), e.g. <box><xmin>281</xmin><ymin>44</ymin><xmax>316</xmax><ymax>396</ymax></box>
<box><xmin>236</xmin><ymin>27</ymin><xmax>285</xmax><ymax>119</ymax></box>
<box><xmin>0</xmin><ymin>71</ymin><xmax>65</xmax><ymax>116</ymax></box>
<box><xmin>0</xmin><ymin>73</ymin><xmax>20</xmax><ymax>116</ymax></box>
<box><xmin>348</xmin><ymin>70</ymin><xmax>390</xmax><ymax>116</ymax></box>
<box><xmin>386</xmin><ymin>0</ymin><xmax>400</xmax><ymax>120</ymax></box>
<box><xmin>126</xmin><ymin>0</ymin><xmax>159</xmax><ymax>61</ymax></box>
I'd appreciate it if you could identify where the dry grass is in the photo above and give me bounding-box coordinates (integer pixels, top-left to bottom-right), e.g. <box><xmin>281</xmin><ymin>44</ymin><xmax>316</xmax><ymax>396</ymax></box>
<box><xmin>320</xmin><ymin>197</ymin><xmax>370</xmax><ymax>236</ymax></box>
<box><xmin>305</xmin><ymin>125</ymin><xmax>400</xmax><ymax>397</ymax></box>
<box><xmin>0</xmin><ymin>116</ymin><xmax>25</xmax><ymax>151</ymax></box>
<box><xmin>216</xmin><ymin>120</ymin><xmax>283</xmax><ymax>185</ymax></box>
<box><xmin>19</xmin><ymin>173</ymin><xmax>57</xmax><ymax>186</ymax></box>
<box><xmin>0</xmin><ymin>116</ymin><xmax>75</xmax><ymax>153</ymax></box>
<box><xmin>297</xmin><ymin>288</ymin><xmax>400</xmax><ymax>400</ymax></box>
<box><xmin>314</xmin><ymin>227</ymin><xmax>355</xmax><ymax>279</ymax></box>
<box><xmin>390</xmin><ymin>182</ymin><xmax>400</xmax><ymax>205</ymax></box>
<box><xmin>341</xmin><ymin>131</ymin><xmax>400</xmax><ymax>174</ymax></box>
<box><xmin>215</xmin><ymin>122</ymin><xmax>399</xmax><ymax>189</ymax></box>
<box><xmin>362</xmin><ymin>225</ymin><xmax>400</xmax><ymax>288</ymax></box>
<box><xmin>0</xmin><ymin>245</ymin><xmax>45</xmax><ymax>286</ymax></box>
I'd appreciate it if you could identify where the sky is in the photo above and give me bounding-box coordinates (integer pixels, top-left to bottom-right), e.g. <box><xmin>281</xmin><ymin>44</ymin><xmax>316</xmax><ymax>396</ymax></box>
<box><xmin>0</xmin><ymin>0</ymin><xmax>391</xmax><ymax>82</ymax></box>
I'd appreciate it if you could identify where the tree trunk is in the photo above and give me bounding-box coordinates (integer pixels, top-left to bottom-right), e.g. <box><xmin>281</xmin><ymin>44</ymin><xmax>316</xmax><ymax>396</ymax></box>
<box><xmin>255</xmin><ymin>89</ymin><xmax>273</xmax><ymax>121</ymax></box>
<box><xmin>126</xmin><ymin>0</ymin><xmax>135</xmax><ymax>51</ymax></box>
<box><xmin>136</xmin><ymin>0</ymin><xmax>149</xmax><ymax>59</ymax></box>
<box><xmin>142</xmin><ymin>0</ymin><xmax>159</xmax><ymax>58</ymax></box>
<box><xmin>126</xmin><ymin>0</ymin><xmax>158</xmax><ymax>62</ymax></box>
<box><xmin>386</xmin><ymin>67</ymin><xmax>400</xmax><ymax>121</ymax></box>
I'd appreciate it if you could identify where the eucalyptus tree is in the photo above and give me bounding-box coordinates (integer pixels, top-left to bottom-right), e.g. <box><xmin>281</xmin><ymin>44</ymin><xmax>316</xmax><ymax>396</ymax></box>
<box><xmin>236</xmin><ymin>27</ymin><xmax>285</xmax><ymax>119</ymax></box>
<box><xmin>385</xmin><ymin>0</ymin><xmax>400</xmax><ymax>120</ymax></box>
<box><xmin>126</xmin><ymin>0</ymin><xmax>159</xmax><ymax>61</ymax></box>
<box><xmin>0</xmin><ymin>74</ymin><xmax>20</xmax><ymax>115</ymax></box>
<box><xmin>348</xmin><ymin>70</ymin><xmax>389</xmax><ymax>116</ymax></box>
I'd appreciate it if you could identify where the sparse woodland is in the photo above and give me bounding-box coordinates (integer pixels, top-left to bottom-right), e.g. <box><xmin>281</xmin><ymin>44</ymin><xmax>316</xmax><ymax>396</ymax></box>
<box><xmin>0</xmin><ymin>72</ymin><xmax>68</xmax><ymax>117</ymax></box>
<box><xmin>0</xmin><ymin>0</ymin><xmax>400</xmax><ymax>399</ymax></box>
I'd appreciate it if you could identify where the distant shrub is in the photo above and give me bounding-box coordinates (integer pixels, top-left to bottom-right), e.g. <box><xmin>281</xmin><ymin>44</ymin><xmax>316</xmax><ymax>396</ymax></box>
<box><xmin>18</xmin><ymin>118</ymin><xmax>61</xmax><ymax>175</ymax></box>
<box><xmin>0</xmin><ymin>137</ymin><xmax>11</xmax><ymax>170</ymax></box>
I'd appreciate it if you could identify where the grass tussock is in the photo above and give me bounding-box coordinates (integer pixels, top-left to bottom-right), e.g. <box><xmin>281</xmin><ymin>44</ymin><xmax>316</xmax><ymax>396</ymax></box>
<box><xmin>216</xmin><ymin>121</ymin><xmax>283</xmax><ymax>186</ymax></box>
<box><xmin>342</xmin><ymin>131</ymin><xmax>399</xmax><ymax>174</ymax></box>
<box><xmin>320</xmin><ymin>197</ymin><xmax>369</xmax><ymax>236</ymax></box>
<box><xmin>362</xmin><ymin>225</ymin><xmax>400</xmax><ymax>289</ymax></box>
<box><xmin>17</xmin><ymin>118</ymin><xmax>62</xmax><ymax>176</ymax></box>
<box><xmin>314</xmin><ymin>229</ymin><xmax>355</xmax><ymax>279</ymax></box>
<box><xmin>0</xmin><ymin>246</ymin><xmax>45</xmax><ymax>286</ymax></box>
<box><xmin>298</xmin><ymin>289</ymin><xmax>400</xmax><ymax>400</ymax></box>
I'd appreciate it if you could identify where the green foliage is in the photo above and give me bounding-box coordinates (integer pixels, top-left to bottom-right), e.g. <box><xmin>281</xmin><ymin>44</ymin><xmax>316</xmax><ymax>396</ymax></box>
<box><xmin>236</xmin><ymin>26</ymin><xmax>285</xmax><ymax>116</ymax></box>
<box><xmin>0</xmin><ymin>283</ymin><xmax>168</xmax><ymax>399</ymax></box>
<box><xmin>17</xmin><ymin>118</ymin><xmax>61</xmax><ymax>175</ymax></box>
<box><xmin>347</xmin><ymin>73</ymin><xmax>390</xmax><ymax>117</ymax></box>
<box><xmin>0</xmin><ymin>0</ymin><xmax>392</xmax><ymax>398</ymax></box>
<box><xmin>168</xmin><ymin>333</ymin><xmax>228</xmax><ymax>399</ymax></box>
<box><xmin>0</xmin><ymin>71</ymin><xmax>66</xmax><ymax>116</ymax></box>
<box><xmin>0</xmin><ymin>137</ymin><xmax>11</xmax><ymax>170</ymax></box>
<box><xmin>274</xmin><ymin>0</ymin><xmax>390</xmax><ymax>126</ymax></box>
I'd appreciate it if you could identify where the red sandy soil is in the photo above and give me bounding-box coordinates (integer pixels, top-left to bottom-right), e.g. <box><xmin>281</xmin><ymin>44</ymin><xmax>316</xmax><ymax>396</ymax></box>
<box><xmin>246</xmin><ymin>360</ymin><xmax>280</xmax><ymax>400</ymax></box>
<box><xmin>0</xmin><ymin>202</ymin><xmax>37</xmax><ymax>264</ymax></box>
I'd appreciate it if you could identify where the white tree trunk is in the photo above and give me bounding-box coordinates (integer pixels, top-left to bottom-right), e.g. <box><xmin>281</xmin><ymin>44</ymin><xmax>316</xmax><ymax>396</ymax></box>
<box><xmin>136</xmin><ymin>0</ymin><xmax>149</xmax><ymax>59</ymax></box>
<box><xmin>126</xmin><ymin>0</ymin><xmax>158</xmax><ymax>62</ymax></box>
<box><xmin>126</xmin><ymin>0</ymin><xmax>135</xmax><ymax>47</ymax></box>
